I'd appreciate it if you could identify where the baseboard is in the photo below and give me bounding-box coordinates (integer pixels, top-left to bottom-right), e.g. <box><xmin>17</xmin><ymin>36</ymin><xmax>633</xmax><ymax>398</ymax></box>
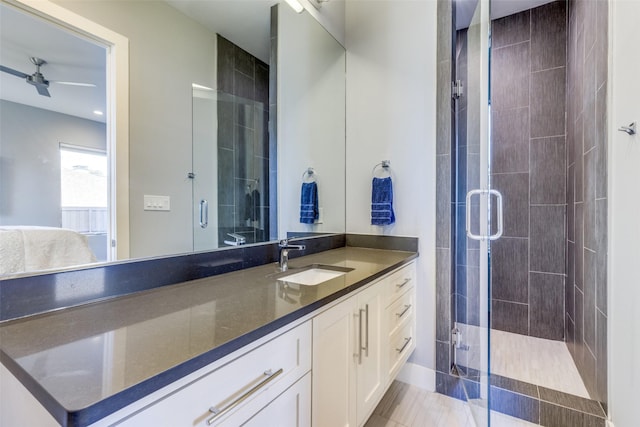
<box><xmin>395</xmin><ymin>362</ymin><xmax>436</xmax><ymax>392</ymax></box>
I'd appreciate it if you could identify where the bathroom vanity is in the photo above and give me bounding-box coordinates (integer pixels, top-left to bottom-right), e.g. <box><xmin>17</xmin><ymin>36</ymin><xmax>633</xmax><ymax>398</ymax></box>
<box><xmin>0</xmin><ymin>244</ymin><xmax>417</xmax><ymax>427</ymax></box>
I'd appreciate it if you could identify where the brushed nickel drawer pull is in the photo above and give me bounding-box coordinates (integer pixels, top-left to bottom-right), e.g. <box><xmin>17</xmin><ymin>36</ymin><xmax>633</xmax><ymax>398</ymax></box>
<box><xmin>396</xmin><ymin>337</ymin><xmax>412</xmax><ymax>354</ymax></box>
<box><xmin>395</xmin><ymin>278</ymin><xmax>411</xmax><ymax>289</ymax></box>
<box><xmin>207</xmin><ymin>368</ymin><xmax>284</xmax><ymax>425</ymax></box>
<box><xmin>357</xmin><ymin>309</ymin><xmax>365</xmax><ymax>364</ymax></box>
<box><xmin>396</xmin><ymin>304</ymin><xmax>411</xmax><ymax>319</ymax></box>
<box><xmin>364</xmin><ymin>304</ymin><xmax>369</xmax><ymax>358</ymax></box>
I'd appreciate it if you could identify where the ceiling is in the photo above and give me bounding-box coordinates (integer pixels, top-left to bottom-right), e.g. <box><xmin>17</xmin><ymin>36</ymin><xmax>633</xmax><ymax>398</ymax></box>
<box><xmin>1</xmin><ymin>0</ymin><xmax>557</xmax><ymax>123</ymax></box>
<box><xmin>0</xmin><ymin>3</ymin><xmax>107</xmax><ymax>123</ymax></box>
<box><xmin>0</xmin><ymin>1</ymin><xmax>277</xmax><ymax>124</ymax></box>
<box><xmin>166</xmin><ymin>0</ymin><xmax>276</xmax><ymax>64</ymax></box>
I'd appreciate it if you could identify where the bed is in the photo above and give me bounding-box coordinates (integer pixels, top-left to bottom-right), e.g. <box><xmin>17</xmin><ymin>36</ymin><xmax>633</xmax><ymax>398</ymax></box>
<box><xmin>0</xmin><ymin>226</ymin><xmax>97</xmax><ymax>276</ymax></box>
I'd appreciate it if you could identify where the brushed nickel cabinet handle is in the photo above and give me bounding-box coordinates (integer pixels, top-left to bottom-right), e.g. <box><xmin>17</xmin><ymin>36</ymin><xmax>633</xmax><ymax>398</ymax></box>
<box><xmin>396</xmin><ymin>304</ymin><xmax>411</xmax><ymax>319</ymax></box>
<box><xmin>396</xmin><ymin>337</ymin><xmax>412</xmax><ymax>354</ymax></box>
<box><xmin>357</xmin><ymin>308</ymin><xmax>365</xmax><ymax>364</ymax></box>
<box><xmin>364</xmin><ymin>304</ymin><xmax>369</xmax><ymax>358</ymax></box>
<box><xmin>395</xmin><ymin>278</ymin><xmax>411</xmax><ymax>289</ymax></box>
<box><xmin>207</xmin><ymin>368</ymin><xmax>283</xmax><ymax>425</ymax></box>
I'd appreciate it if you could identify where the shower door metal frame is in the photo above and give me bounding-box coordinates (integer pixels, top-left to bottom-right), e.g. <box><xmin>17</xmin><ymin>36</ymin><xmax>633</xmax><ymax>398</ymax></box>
<box><xmin>451</xmin><ymin>0</ymin><xmax>492</xmax><ymax>424</ymax></box>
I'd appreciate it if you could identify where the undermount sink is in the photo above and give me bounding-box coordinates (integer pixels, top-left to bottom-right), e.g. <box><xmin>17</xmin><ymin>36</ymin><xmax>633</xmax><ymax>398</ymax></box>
<box><xmin>277</xmin><ymin>265</ymin><xmax>353</xmax><ymax>286</ymax></box>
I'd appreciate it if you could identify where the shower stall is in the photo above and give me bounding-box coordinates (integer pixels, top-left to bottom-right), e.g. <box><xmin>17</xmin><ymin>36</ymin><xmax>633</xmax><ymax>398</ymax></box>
<box><xmin>436</xmin><ymin>0</ymin><xmax>609</xmax><ymax>425</ymax></box>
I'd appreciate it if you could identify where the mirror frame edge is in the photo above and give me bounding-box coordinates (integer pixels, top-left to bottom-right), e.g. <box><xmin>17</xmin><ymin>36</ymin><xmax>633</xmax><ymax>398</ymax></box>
<box><xmin>2</xmin><ymin>0</ymin><xmax>131</xmax><ymax>260</ymax></box>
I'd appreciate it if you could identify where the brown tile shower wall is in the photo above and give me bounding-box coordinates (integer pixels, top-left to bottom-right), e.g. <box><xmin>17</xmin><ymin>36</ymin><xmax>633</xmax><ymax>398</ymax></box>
<box><xmin>565</xmin><ymin>0</ymin><xmax>608</xmax><ymax>407</ymax></box>
<box><xmin>490</xmin><ymin>1</ymin><xmax>567</xmax><ymax>341</ymax></box>
<box><xmin>217</xmin><ymin>35</ymin><xmax>271</xmax><ymax>246</ymax></box>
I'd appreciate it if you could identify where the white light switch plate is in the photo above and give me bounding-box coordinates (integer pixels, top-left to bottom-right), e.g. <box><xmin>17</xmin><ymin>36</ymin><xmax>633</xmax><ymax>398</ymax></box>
<box><xmin>144</xmin><ymin>195</ymin><xmax>170</xmax><ymax>211</ymax></box>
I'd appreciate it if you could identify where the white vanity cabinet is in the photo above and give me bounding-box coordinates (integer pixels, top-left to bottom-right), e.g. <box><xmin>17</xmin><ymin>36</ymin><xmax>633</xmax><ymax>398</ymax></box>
<box><xmin>383</xmin><ymin>263</ymin><xmax>416</xmax><ymax>380</ymax></box>
<box><xmin>112</xmin><ymin>321</ymin><xmax>311</xmax><ymax>427</ymax></box>
<box><xmin>311</xmin><ymin>261</ymin><xmax>417</xmax><ymax>427</ymax></box>
<box><xmin>0</xmin><ymin>259</ymin><xmax>417</xmax><ymax>427</ymax></box>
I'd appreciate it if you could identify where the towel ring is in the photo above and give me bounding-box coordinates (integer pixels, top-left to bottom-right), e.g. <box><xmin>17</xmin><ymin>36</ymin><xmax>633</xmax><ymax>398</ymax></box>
<box><xmin>302</xmin><ymin>167</ymin><xmax>317</xmax><ymax>182</ymax></box>
<box><xmin>372</xmin><ymin>160</ymin><xmax>391</xmax><ymax>178</ymax></box>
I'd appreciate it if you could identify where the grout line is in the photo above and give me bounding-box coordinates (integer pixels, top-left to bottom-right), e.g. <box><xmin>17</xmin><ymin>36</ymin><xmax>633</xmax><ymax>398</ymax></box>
<box><xmin>491</xmin><ymin>171</ymin><xmax>529</xmax><ymax>176</ymax></box>
<box><xmin>530</xmin><ymin>65</ymin><xmax>566</xmax><ymax>75</ymax></box>
<box><xmin>493</xmin><ymin>39</ymin><xmax>531</xmax><ymax>50</ymax></box>
<box><xmin>529</xmin><ymin>271</ymin><xmax>566</xmax><ymax>277</ymax></box>
<box><xmin>492</xmin><ymin>298</ymin><xmax>529</xmax><ymax>306</ymax></box>
<box><xmin>530</xmin><ymin>134</ymin><xmax>566</xmax><ymax>140</ymax></box>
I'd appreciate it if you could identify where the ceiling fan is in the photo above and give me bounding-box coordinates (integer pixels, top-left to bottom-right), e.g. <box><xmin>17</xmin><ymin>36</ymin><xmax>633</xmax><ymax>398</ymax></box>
<box><xmin>0</xmin><ymin>57</ymin><xmax>96</xmax><ymax>97</ymax></box>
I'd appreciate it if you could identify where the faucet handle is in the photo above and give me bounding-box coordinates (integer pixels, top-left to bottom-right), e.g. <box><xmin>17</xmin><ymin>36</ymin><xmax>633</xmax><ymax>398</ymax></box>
<box><xmin>279</xmin><ymin>239</ymin><xmax>289</xmax><ymax>247</ymax></box>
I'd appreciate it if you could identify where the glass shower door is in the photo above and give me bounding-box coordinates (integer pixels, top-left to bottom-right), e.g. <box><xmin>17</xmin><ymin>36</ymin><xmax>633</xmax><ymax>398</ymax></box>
<box><xmin>192</xmin><ymin>89</ymin><xmax>271</xmax><ymax>252</ymax></box>
<box><xmin>192</xmin><ymin>85</ymin><xmax>219</xmax><ymax>252</ymax></box>
<box><xmin>453</xmin><ymin>0</ymin><xmax>492</xmax><ymax>425</ymax></box>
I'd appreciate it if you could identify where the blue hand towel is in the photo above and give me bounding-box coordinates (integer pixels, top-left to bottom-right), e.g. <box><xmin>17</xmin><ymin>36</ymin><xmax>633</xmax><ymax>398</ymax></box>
<box><xmin>300</xmin><ymin>181</ymin><xmax>319</xmax><ymax>224</ymax></box>
<box><xmin>371</xmin><ymin>177</ymin><xmax>395</xmax><ymax>225</ymax></box>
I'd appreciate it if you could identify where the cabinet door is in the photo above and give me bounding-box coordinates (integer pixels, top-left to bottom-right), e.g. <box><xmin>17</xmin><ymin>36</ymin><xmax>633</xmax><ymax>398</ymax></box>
<box><xmin>312</xmin><ymin>297</ymin><xmax>357</xmax><ymax>427</ymax></box>
<box><xmin>355</xmin><ymin>281</ymin><xmax>385</xmax><ymax>426</ymax></box>
<box><xmin>225</xmin><ymin>372</ymin><xmax>310</xmax><ymax>427</ymax></box>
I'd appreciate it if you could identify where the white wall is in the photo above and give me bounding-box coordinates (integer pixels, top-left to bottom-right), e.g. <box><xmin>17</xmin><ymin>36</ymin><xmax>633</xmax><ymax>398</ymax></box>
<box><xmin>0</xmin><ymin>100</ymin><xmax>106</xmax><ymax>226</ymax></box>
<box><xmin>54</xmin><ymin>0</ymin><xmax>218</xmax><ymax>259</ymax></box>
<box><xmin>608</xmin><ymin>1</ymin><xmax>640</xmax><ymax>425</ymax></box>
<box><xmin>300</xmin><ymin>0</ymin><xmax>346</xmax><ymax>46</ymax></box>
<box><xmin>278</xmin><ymin>4</ymin><xmax>346</xmax><ymax>237</ymax></box>
<box><xmin>345</xmin><ymin>0</ymin><xmax>438</xmax><ymax>373</ymax></box>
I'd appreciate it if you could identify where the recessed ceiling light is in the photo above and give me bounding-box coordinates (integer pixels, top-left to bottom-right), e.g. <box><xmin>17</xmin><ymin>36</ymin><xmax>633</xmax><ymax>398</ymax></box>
<box><xmin>93</xmin><ymin>110</ymin><xmax>104</xmax><ymax>116</ymax></box>
<box><xmin>192</xmin><ymin>83</ymin><xmax>214</xmax><ymax>91</ymax></box>
<box><xmin>285</xmin><ymin>0</ymin><xmax>304</xmax><ymax>13</ymax></box>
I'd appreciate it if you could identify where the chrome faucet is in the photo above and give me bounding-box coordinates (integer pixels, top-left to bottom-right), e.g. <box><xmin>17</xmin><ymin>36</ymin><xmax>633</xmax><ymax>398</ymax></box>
<box><xmin>224</xmin><ymin>233</ymin><xmax>246</xmax><ymax>246</ymax></box>
<box><xmin>279</xmin><ymin>239</ymin><xmax>306</xmax><ymax>271</ymax></box>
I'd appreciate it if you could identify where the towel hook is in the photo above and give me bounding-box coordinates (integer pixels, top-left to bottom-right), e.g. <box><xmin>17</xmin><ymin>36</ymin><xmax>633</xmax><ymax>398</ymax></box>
<box><xmin>302</xmin><ymin>167</ymin><xmax>317</xmax><ymax>182</ymax></box>
<box><xmin>618</xmin><ymin>122</ymin><xmax>636</xmax><ymax>135</ymax></box>
<box><xmin>372</xmin><ymin>160</ymin><xmax>391</xmax><ymax>177</ymax></box>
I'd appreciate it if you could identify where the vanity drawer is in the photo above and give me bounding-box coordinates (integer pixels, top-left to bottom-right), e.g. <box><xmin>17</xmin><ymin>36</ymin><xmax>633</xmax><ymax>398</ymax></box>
<box><xmin>383</xmin><ymin>262</ymin><xmax>416</xmax><ymax>306</ymax></box>
<box><xmin>387</xmin><ymin>321</ymin><xmax>415</xmax><ymax>379</ymax></box>
<box><xmin>116</xmin><ymin>321</ymin><xmax>311</xmax><ymax>427</ymax></box>
<box><xmin>386</xmin><ymin>289</ymin><xmax>414</xmax><ymax>337</ymax></box>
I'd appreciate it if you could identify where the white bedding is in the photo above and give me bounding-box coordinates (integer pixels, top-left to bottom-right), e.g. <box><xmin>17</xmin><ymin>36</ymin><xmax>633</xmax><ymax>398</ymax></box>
<box><xmin>0</xmin><ymin>226</ymin><xmax>97</xmax><ymax>276</ymax></box>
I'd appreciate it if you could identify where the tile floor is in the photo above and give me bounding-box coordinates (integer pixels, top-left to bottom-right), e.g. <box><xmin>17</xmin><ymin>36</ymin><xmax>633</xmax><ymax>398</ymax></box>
<box><xmin>490</xmin><ymin>329</ymin><xmax>589</xmax><ymax>398</ymax></box>
<box><xmin>365</xmin><ymin>380</ymin><xmax>538</xmax><ymax>427</ymax></box>
<box><xmin>457</xmin><ymin>324</ymin><xmax>590</xmax><ymax>398</ymax></box>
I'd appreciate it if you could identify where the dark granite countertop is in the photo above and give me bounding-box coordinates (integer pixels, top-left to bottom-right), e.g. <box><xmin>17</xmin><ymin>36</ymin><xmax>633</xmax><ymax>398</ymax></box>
<box><xmin>0</xmin><ymin>246</ymin><xmax>417</xmax><ymax>427</ymax></box>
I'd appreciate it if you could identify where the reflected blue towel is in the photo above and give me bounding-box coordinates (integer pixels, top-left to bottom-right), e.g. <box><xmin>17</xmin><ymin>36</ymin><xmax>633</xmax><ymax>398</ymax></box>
<box><xmin>371</xmin><ymin>177</ymin><xmax>395</xmax><ymax>226</ymax></box>
<box><xmin>300</xmin><ymin>182</ymin><xmax>319</xmax><ymax>224</ymax></box>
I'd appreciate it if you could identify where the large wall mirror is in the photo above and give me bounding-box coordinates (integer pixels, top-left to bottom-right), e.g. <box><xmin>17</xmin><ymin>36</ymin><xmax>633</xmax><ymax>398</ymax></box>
<box><xmin>0</xmin><ymin>0</ymin><xmax>346</xmax><ymax>277</ymax></box>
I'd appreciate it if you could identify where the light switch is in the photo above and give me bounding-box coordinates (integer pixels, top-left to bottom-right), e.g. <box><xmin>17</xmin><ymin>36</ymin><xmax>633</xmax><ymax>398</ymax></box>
<box><xmin>144</xmin><ymin>195</ymin><xmax>170</xmax><ymax>211</ymax></box>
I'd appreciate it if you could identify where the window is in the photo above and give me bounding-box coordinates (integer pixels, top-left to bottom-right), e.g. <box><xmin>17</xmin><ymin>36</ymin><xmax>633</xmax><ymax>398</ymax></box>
<box><xmin>60</xmin><ymin>144</ymin><xmax>108</xmax><ymax>235</ymax></box>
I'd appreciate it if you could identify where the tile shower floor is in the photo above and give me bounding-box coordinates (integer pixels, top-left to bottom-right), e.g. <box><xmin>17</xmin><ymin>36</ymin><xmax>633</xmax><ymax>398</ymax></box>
<box><xmin>490</xmin><ymin>329</ymin><xmax>590</xmax><ymax>398</ymax></box>
<box><xmin>365</xmin><ymin>380</ymin><xmax>538</xmax><ymax>427</ymax></box>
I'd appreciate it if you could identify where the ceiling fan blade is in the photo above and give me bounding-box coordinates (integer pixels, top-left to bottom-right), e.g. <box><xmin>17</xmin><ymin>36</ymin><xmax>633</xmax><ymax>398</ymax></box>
<box><xmin>35</xmin><ymin>85</ymin><xmax>51</xmax><ymax>97</ymax></box>
<box><xmin>52</xmin><ymin>81</ymin><xmax>97</xmax><ymax>87</ymax></box>
<box><xmin>0</xmin><ymin>65</ymin><xmax>29</xmax><ymax>79</ymax></box>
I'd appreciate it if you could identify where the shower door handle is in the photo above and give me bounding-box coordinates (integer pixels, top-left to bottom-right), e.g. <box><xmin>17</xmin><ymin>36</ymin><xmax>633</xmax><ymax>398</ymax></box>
<box><xmin>465</xmin><ymin>189</ymin><xmax>504</xmax><ymax>241</ymax></box>
<box><xmin>465</xmin><ymin>189</ymin><xmax>485</xmax><ymax>241</ymax></box>
<box><xmin>488</xmin><ymin>189</ymin><xmax>503</xmax><ymax>241</ymax></box>
<box><xmin>199</xmin><ymin>199</ymin><xmax>208</xmax><ymax>229</ymax></box>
